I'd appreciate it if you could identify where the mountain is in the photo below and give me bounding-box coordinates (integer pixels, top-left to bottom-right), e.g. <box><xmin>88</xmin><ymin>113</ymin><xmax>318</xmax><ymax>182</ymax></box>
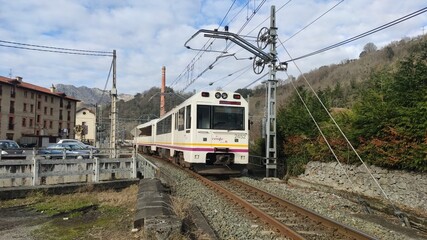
<box><xmin>55</xmin><ymin>84</ymin><xmax>133</xmax><ymax>105</ymax></box>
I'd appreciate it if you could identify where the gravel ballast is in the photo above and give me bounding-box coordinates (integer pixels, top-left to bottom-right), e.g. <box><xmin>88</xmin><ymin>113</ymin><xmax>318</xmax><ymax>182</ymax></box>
<box><xmin>153</xmin><ymin>158</ymin><xmax>425</xmax><ymax>240</ymax></box>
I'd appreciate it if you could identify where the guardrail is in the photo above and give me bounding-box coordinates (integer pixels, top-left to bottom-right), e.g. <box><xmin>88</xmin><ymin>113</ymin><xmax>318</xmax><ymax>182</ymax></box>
<box><xmin>0</xmin><ymin>151</ymin><xmax>159</xmax><ymax>188</ymax></box>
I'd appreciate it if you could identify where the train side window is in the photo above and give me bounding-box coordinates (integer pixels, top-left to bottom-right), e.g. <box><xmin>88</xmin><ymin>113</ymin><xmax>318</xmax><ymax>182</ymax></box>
<box><xmin>197</xmin><ymin>105</ymin><xmax>210</xmax><ymax>129</ymax></box>
<box><xmin>178</xmin><ymin>107</ymin><xmax>185</xmax><ymax>131</ymax></box>
<box><xmin>186</xmin><ymin>105</ymin><xmax>191</xmax><ymax>129</ymax></box>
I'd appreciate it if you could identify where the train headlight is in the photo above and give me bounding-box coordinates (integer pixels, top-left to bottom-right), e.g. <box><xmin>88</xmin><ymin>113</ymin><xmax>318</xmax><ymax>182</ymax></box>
<box><xmin>215</xmin><ymin>92</ymin><xmax>221</xmax><ymax>99</ymax></box>
<box><xmin>221</xmin><ymin>92</ymin><xmax>228</xmax><ymax>99</ymax></box>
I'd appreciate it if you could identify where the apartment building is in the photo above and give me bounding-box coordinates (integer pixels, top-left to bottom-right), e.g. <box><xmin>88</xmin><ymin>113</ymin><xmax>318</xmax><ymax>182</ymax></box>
<box><xmin>0</xmin><ymin>76</ymin><xmax>80</xmax><ymax>146</ymax></box>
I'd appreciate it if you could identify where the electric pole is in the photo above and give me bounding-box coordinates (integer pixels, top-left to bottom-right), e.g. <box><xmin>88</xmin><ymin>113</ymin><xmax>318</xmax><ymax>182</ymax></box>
<box><xmin>110</xmin><ymin>50</ymin><xmax>118</xmax><ymax>157</ymax></box>
<box><xmin>265</xmin><ymin>5</ymin><xmax>278</xmax><ymax>177</ymax></box>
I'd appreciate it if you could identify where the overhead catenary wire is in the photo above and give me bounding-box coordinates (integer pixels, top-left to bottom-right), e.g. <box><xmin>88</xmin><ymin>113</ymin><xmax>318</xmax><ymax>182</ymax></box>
<box><xmin>170</xmin><ymin>0</ymin><xmax>241</xmax><ymax>88</ymax></box>
<box><xmin>220</xmin><ymin>65</ymin><xmax>253</xmax><ymax>89</ymax></box>
<box><xmin>281</xmin><ymin>6</ymin><xmax>427</xmax><ymax>63</ymax></box>
<box><xmin>176</xmin><ymin>0</ymin><xmax>268</xmax><ymax>92</ymax></box>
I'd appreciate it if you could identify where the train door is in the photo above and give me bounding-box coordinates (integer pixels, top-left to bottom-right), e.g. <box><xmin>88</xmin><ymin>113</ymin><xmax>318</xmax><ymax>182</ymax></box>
<box><xmin>196</xmin><ymin>104</ymin><xmax>212</xmax><ymax>163</ymax></box>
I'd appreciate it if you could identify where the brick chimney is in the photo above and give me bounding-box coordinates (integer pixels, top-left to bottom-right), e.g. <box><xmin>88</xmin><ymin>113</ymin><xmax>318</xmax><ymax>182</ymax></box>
<box><xmin>160</xmin><ymin>66</ymin><xmax>166</xmax><ymax>117</ymax></box>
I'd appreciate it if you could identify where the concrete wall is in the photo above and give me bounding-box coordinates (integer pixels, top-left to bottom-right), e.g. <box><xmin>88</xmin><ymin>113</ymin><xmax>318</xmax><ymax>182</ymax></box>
<box><xmin>0</xmin><ymin>159</ymin><xmax>135</xmax><ymax>188</ymax></box>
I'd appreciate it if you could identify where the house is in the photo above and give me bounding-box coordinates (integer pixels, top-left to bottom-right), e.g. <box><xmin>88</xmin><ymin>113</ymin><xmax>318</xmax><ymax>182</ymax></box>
<box><xmin>75</xmin><ymin>107</ymin><xmax>96</xmax><ymax>145</ymax></box>
<box><xmin>0</xmin><ymin>76</ymin><xmax>79</xmax><ymax>147</ymax></box>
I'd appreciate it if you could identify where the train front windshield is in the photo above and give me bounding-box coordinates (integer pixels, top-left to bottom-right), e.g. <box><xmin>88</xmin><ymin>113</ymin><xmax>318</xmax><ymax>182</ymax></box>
<box><xmin>197</xmin><ymin>105</ymin><xmax>244</xmax><ymax>130</ymax></box>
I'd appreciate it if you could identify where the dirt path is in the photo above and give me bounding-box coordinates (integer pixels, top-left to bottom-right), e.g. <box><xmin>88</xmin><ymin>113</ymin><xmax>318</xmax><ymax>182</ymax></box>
<box><xmin>0</xmin><ymin>206</ymin><xmax>49</xmax><ymax>240</ymax></box>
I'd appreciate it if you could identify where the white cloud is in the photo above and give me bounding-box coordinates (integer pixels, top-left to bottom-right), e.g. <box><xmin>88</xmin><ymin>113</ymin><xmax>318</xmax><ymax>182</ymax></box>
<box><xmin>0</xmin><ymin>0</ymin><xmax>426</xmax><ymax>95</ymax></box>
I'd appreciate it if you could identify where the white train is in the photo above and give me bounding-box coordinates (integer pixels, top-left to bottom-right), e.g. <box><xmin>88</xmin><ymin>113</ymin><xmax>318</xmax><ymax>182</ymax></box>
<box><xmin>134</xmin><ymin>91</ymin><xmax>249</xmax><ymax>175</ymax></box>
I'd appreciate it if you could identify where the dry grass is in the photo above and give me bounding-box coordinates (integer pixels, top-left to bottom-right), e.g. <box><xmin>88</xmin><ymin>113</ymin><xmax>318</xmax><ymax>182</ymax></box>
<box><xmin>170</xmin><ymin>196</ymin><xmax>191</xmax><ymax>220</ymax></box>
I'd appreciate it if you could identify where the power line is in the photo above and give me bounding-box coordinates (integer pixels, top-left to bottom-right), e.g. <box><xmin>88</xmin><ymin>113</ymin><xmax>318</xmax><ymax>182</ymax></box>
<box><xmin>0</xmin><ymin>43</ymin><xmax>112</xmax><ymax>57</ymax></box>
<box><xmin>281</xmin><ymin>0</ymin><xmax>344</xmax><ymax>43</ymax></box>
<box><xmin>280</xmin><ymin>7</ymin><xmax>427</xmax><ymax>63</ymax></box>
<box><xmin>96</xmin><ymin>59</ymin><xmax>114</xmax><ymax>105</ymax></box>
<box><xmin>0</xmin><ymin>39</ymin><xmax>112</xmax><ymax>54</ymax></box>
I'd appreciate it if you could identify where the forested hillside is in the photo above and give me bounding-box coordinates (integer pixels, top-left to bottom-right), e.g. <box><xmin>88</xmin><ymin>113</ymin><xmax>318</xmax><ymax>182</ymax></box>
<box><xmin>244</xmin><ymin>34</ymin><xmax>427</xmax><ymax>174</ymax></box>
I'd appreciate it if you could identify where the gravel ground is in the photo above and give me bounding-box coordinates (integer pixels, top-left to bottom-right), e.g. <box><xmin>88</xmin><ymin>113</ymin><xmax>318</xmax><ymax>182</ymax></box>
<box><xmin>238</xmin><ymin>177</ymin><xmax>426</xmax><ymax>240</ymax></box>
<box><xmin>154</xmin><ymin>158</ymin><xmax>426</xmax><ymax>240</ymax></box>
<box><xmin>156</xmin><ymin>160</ymin><xmax>289</xmax><ymax>240</ymax></box>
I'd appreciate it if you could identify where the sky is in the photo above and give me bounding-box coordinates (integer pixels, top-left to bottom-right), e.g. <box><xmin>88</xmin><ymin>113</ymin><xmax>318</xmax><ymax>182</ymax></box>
<box><xmin>0</xmin><ymin>0</ymin><xmax>426</xmax><ymax>96</ymax></box>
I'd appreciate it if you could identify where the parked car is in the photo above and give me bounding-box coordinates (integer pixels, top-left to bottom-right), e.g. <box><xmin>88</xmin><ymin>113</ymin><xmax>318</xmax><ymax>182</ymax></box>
<box><xmin>0</xmin><ymin>140</ymin><xmax>26</xmax><ymax>159</ymax></box>
<box><xmin>57</xmin><ymin>139</ymin><xmax>97</xmax><ymax>150</ymax></box>
<box><xmin>38</xmin><ymin>143</ymin><xmax>98</xmax><ymax>159</ymax></box>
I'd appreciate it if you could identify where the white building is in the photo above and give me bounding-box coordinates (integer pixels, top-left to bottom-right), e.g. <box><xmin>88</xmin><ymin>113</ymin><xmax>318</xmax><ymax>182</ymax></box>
<box><xmin>75</xmin><ymin>107</ymin><xmax>96</xmax><ymax>145</ymax></box>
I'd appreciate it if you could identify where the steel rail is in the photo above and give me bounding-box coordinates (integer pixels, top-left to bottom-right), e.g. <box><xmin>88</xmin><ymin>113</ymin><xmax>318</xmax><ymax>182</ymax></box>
<box><xmin>183</xmin><ymin>169</ymin><xmax>304</xmax><ymax>239</ymax></box>
<box><xmin>229</xmin><ymin>178</ymin><xmax>376</xmax><ymax>240</ymax></box>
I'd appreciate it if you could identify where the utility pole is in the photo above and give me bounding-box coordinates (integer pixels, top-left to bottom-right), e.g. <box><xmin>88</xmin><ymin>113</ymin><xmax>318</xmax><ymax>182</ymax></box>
<box><xmin>184</xmin><ymin>5</ymin><xmax>287</xmax><ymax>178</ymax></box>
<box><xmin>265</xmin><ymin>6</ymin><xmax>278</xmax><ymax>177</ymax></box>
<box><xmin>110</xmin><ymin>50</ymin><xmax>118</xmax><ymax>158</ymax></box>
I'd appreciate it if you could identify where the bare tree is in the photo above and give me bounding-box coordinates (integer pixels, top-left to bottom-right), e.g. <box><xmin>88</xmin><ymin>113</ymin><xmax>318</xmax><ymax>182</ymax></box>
<box><xmin>363</xmin><ymin>42</ymin><xmax>377</xmax><ymax>53</ymax></box>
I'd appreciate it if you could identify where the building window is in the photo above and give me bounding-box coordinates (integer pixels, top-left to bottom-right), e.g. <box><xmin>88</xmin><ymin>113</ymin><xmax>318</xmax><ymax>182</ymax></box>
<box><xmin>29</xmin><ymin>118</ymin><xmax>33</xmax><ymax>127</ymax></box>
<box><xmin>31</xmin><ymin>92</ymin><xmax>34</xmax><ymax>99</ymax></box>
<box><xmin>66</xmin><ymin>101</ymin><xmax>71</xmax><ymax>109</ymax></box>
<box><xmin>59</xmin><ymin>122</ymin><xmax>62</xmax><ymax>130</ymax></box>
<box><xmin>67</xmin><ymin>111</ymin><xmax>71</xmax><ymax>121</ymax></box>
<box><xmin>23</xmin><ymin>103</ymin><xmax>27</xmax><ymax>112</ymax></box>
<box><xmin>59</xmin><ymin>110</ymin><xmax>63</xmax><ymax>120</ymax></box>
<box><xmin>43</xmin><ymin>120</ymin><xmax>47</xmax><ymax>128</ymax></box>
<box><xmin>9</xmin><ymin>101</ymin><xmax>15</xmax><ymax>113</ymax></box>
<box><xmin>8</xmin><ymin>117</ymin><xmax>14</xmax><ymax>130</ymax></box>
<box><xmin>6</xmin><ymin>133</ymin><xmax>13</xmax><ymax>140</ymax></box>
<box><xmin>50</xmin><ymin>108</ymin><xmax>53</xmax><ymax>115</ymax></box>
<box><xmin>38</xmin><ymin>94</ymin><xmax>41</xmax><ymax>99</ymax></box>
<box><xmin>30</xmin><ymin>104</ymin><xmax>34</xmax><ymax>113</ymax></box>
<box><xmin>45</xmin><ymin>96</ymin><xmax>48</xmax><ymax>102</ymax></box>
<box><xmin>22</xmin><ymin>118</ymin><xmax>26</xmax><ymax>127</ymax></box>
<box><xmin>0</xmin><ymin>85</ymin><xmax>2</xmax><ymax>95</ymax></box>
<box><xmin>37</xmin><ymin>115</ymin><xmax>40</xmax><ymax>123</ymax></box>
<box><xmin>60</xmin><ymin>99</ymin><xmax>63</xmax><ymax>107</ymax></box>
<box><xmin>10</xmin><ymin>87</ymin><xmax>16</xmax><ymax>98</ymax></box>
<box><xmin>49</xmin><ymin>120</ymin><xmax>53</xmax><ymax>129</ymax></box>
<box><xmin>24</xmin><ymin>91</ymin><xmax>27</xmax><ymax>98</ymax></box>
<box><xmin>37</xmin><ymin>101</ymin><xmax>41</xmax><ymax>110</ymax></box>
<box><xmin>44</xmin><ymin>106</ymin><xmax>47</xmax><ymax>114</ymax></box>
<box><xmin>51</xmin><ymin>96</ymin><xmax>54</xmax><ymax>103</ymax></box>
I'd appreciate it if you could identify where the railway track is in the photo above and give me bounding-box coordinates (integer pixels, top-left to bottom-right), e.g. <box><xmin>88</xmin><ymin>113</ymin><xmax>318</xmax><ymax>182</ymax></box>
<box><xmin>184</xmin><ymin>168</ymin><xmax>375</xmax><ymax>240</ymax></box>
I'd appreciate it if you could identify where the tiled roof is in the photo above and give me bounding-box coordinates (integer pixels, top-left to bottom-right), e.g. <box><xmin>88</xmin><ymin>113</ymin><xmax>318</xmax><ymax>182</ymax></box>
<box><xmin>0</xmin><ymin>76</ymin><xmax>80</xmax><ymax>101</ymax></box>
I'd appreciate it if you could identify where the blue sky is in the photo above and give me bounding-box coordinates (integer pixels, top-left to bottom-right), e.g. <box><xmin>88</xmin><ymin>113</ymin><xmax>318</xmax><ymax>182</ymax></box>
<box><xmin>0</xmin><ymin>0</ymin><xmax>426</xmax><ymax>95</ymax></box>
